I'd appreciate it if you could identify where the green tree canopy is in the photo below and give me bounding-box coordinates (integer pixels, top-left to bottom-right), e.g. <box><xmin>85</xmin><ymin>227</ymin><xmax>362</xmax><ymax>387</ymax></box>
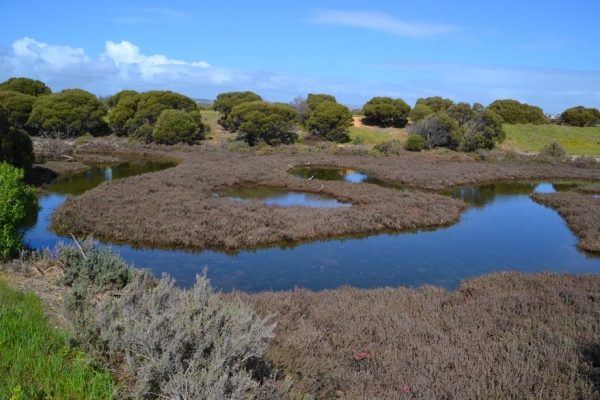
<box><xmin>227</xmin><ymin>101</ymin><xmax>298</xmax><ymax>146</ymax></box>
<box><xmin>0</xmin><ymin>104</ymin><xmax>34</xmax><ymax>170</ymax></box>
<box><xmin>445</xmin><ymin>102</ymin><xmax>477</xmax><ymax>127</ymax></box>
<box><xmin>487</xmin><ymin>99</ymin><xmax>546</xmax><ymax>125</ymax></box>
<box><xmin>307</xmin><ymin>93</ymin><xmax>337</xmax><ymax>111</ymax></box>
<box><xmin>213</xmin><ymin>91</ymin><xmax>262</xmax><ymax>130</ymax></box>
<box><xmin>306</xmin><ymin>102</ymin><xmax>353</xmax><ymax>142</ymax></box>
<box><xmin>409</xmin><ymin>104</ymin><xmax>434</xmax><ymax>123</ymax></box>
<box><xmin>560</xmin><ymin>106</ymin><xmax>600</xmax><ymax>127</ymax></box>
<box><xmin>0</xmin><ymin>77</ymin><xmax>51</xmax><ymax>97</ymax></box>
<box><xmin>460</xmin><ymin>108</ymin><xmax>506</xmax><ymax>151</ymax></box>
<box><xmin>416</xmin><ymin>96</ymin><xmax>455</xmax><ymax>114</ymax></box>
<box><xmin>106</xmin><ymin>90</ymin><xmax>200</xmax><ymax>142</ymax></box>
<box><xmin>27</xmin><ymin>89</ymin><xmax>109</xmax><ymax>138</ymax></box>
<box><xmin>0</xmin><ymin>91</ymin><xmax>37</xmax><ymax>129</ymax></box>
<box><xmin>152</xmin><ymin>109</ymin><xmax>205</xmax><ymax>145</ymax></box>
<box><xmin>106</xmin><ymin>90</ymin><xmax>139</xmax><ymax>108</ymax></box>
<box><xmin>362</xmin><ymin>96</ymin><xmax>411</xmax><ymax>128</ymax></box>
<box><xmin>0</xmin><ymin>162</ymin><xmax>39</xmax><ymax>259</ymax></box>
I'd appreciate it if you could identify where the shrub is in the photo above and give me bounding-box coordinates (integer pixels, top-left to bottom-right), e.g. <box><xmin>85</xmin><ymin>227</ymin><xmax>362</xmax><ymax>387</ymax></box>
<box><xmin>152</xmin><ymin>109</ymin><xmax>205</xmax><ymax>145</ymax></box>
<box><xmin>374</xmin><ymin>139</ymin><xmax>403</xmax><ymax>156</ymax></box>
<box><xmin>0</xmin><ymin>163</ymin><xmax>39</xmax><ymax>259</ymax></box>
<box><xmin>540</xmin><ymin>141</ymin><xmax>566</xmax><ymax>158</ymax></box>
<box><xmin>405</xmin><ymin>134</ymin><xmax>424</xmax><ymax>151</ymax></box>
<box><xmin>60</xmin><ymin>241</ymin><xmax>275</xmax><ymax>399</ymax></box>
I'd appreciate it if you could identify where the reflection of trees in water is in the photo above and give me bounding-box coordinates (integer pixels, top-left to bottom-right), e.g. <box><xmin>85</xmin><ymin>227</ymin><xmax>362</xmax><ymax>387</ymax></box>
<box><xmin>445</xmin><ymin>182</ymin><xmax>537</xmax><ymax>208</ymax></box>
<box><xmin>290</xmin><ymin>167</ymin><xmax>347</xmax><ymax>181</ymax></box>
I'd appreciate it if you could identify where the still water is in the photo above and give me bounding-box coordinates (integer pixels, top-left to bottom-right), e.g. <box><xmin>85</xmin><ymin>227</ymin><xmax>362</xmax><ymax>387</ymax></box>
<box><xmin>24</xmin><ymin>159</ymin><xmax>600</xmax><ymax>292</ymax></box>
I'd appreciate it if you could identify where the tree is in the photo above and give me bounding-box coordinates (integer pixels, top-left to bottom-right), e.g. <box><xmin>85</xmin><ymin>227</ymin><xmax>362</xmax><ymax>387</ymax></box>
<box><xmin>560</xmin><ymin>106</ymin><xmax>600</xmax><ymax>127</ymax></box>
<box><xmin>227</xmin><ymin>101</ymin><xmax>298</xmax><ymax>146</ymax></box>
<box><xmin>290</xmin><ymin>95</ymin><xmax>310</xmax><ymax>123</ymax></box>
<box><xmin>416</xmin><ymin>96</ymin><xmax>454</xmax><ymax>114</ymax></box>
<box><xmin>487</xmin><ymin>99</ymin><xmax>546</xmax><ymax>125</ymax></box>
<box><xmin>445</xmin><ymin>102</ymin><xmax>476</xmax><ymax>127</ymax></box>
<box><xmin>460</xmin><ymin>108</ymin><xmax>505</xmax><ymax>151</ymax></box>
<box><xmin>409</xmin><ymin>104</ymin><xmax>434</xmax><ymax>122</ymax></box>
<box><xmin>0</xmin><ymin>162</ymin><xmax>39</xmax><ymax>259</ymax></box>
<box><xmin>106</xmin><ymin>90</ymin><xmax>139</xmax><ymax>108</ymax></box>
<box><xmin>362</xmin><ymin>96</ymin><xmax>411</xmax><ymax>128</ymax></box>
<box><xmin>27</xmin><ymin>89</ymin><xmax>109</xmax><ymax>138</ymax></box>
<box><xmin>306</xmin><ymin>102</ymin><xmax>353</xmax><ymax>142</ymax></box>
<box><xmin>213</xmin><ymin>91</ymin><xmax>262</xmax><ymax>130</ymax></box>
<box><xmin>306</xmin><ymin>93</ymin><xmax>337</xmax><ymax>111</ymax></box>
<box><xmin>0</xmin><ymin>77</ymin><xmax>51</xmax><ymax>97</ymax></box>
<box><xmin>0</xmin><ymin>104</ymin><xmax>34</xmax><ymax>170</ymax></box>
<box><xmin>0</xmin><ymin>91</ymin><xmax>37</xmax><ymax>129</ymax></box>
<box><xmin>407</xmin><ymin>114</ymin><xmax>458</xmax><ymax>149</ymax></box>
<box><xmin>152</xmin><ymin>109</ymin><xmax>205</xmax><ymax>145</ymax></box>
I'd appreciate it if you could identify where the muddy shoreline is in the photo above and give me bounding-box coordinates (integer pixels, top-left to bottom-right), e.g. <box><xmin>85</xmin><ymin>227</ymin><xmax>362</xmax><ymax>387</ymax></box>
<box><xmin>49</xmin><ymin>144</ymin><xmax>600</xmax><ymax>250</ymax></box>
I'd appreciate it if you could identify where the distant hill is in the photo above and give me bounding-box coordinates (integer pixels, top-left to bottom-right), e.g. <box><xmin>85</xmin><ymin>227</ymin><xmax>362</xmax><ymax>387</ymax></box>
<box><xmin>193</xmin><ymin>98</ymin><xmax>214</xmax><ymax>106</ymax></box>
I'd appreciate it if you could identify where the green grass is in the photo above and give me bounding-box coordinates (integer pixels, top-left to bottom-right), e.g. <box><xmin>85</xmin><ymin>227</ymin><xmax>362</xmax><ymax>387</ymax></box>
<box><xmin>503</xmin><ymin>124</ymin><xmax>600</xmax><ymax>156</ymax></box>
<box><xmin>348</xmin><ymin>125</ymin><xmax>407</xmax><ymax>145</ymax></box>
<box><xmin>0</xmin><ymin>281</ymin><xmax>114</xmax><ymax>399</ymax></box>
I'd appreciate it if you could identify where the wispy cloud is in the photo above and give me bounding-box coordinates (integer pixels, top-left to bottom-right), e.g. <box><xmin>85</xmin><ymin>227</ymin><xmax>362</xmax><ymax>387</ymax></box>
<box><xmin>0</xmin><ymin>38</ymin><xmax>598</xmax><ymax>113</ymax></box>
<box><xmin>307</xmin><ymin>9</ymin><xmax>460</xmax><ymax>39</ymax></box>
<box><xmin>111</xmin><ymin>7</ymin><xmax>191</xmax><ymax>24</ymax></box>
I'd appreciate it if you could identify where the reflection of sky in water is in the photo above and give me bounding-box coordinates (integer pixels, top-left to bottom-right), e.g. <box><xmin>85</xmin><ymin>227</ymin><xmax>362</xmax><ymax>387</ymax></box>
<box><xmin>24</xmin><ymin>166</ymin><xmax>600</xmax><ymax>293</ymax></box>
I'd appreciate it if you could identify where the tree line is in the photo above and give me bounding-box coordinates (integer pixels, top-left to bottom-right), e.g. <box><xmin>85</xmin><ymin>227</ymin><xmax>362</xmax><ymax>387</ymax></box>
<box><xmin>0</xmin><ymin>76</ymin><xmax>599</xmax><ymax>169</ymax></box>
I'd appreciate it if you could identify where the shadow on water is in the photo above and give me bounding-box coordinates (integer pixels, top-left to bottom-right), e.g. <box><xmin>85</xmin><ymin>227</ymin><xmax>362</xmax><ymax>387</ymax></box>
<box><xmin>24</xmin><ymin>158</ymin><xmax>600</xmax><ymax>293</ymax></box>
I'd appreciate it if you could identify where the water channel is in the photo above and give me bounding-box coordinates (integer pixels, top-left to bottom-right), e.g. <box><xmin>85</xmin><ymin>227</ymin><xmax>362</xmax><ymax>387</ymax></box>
<box><xmin>24</xmin><ymin>158</ymin><xmax>600</xmax><ymax>293</ymax></box>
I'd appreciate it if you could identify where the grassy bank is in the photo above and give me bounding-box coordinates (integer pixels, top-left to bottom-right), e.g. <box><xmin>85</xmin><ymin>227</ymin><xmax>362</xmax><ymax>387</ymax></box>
<box><xmin>0</xmin><ymin>280</ymin><xmax>114</xmax><ymax>399</ymax></box>
<box><xmin>504</xmin><ymin>124</ymin><xmax>600</xmax><ymax>156</ymax></box>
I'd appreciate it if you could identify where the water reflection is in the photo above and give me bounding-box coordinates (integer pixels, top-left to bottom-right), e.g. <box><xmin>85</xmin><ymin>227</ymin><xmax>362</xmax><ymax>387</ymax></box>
<box><xmin>289</xmin><ymin>166</ymin><xmax>405</xmax><ymax>190</ymax></box>
<box><xmin>222</xmin><ymin>185</ymin><xmax>351</xmax><ymax>208</ymax></box>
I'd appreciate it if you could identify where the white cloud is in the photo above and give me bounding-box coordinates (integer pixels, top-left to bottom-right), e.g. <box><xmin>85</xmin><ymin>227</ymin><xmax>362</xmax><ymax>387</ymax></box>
<box><xmin>0</xmin><ymin>38</ymin><xmax>598</xmax><ymax>113</ymax></box>
<box><xmin>307</xmin><ymin>9</ymin><xmax>459</xmax><ymax>38</ymax></box>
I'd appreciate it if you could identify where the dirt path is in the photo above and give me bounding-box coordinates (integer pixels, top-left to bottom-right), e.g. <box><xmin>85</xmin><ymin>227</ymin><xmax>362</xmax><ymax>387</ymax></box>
<box><xmin>353</xmin><ymin>117</ymin><xmax>362</xmax><ymax>127</ymax></box>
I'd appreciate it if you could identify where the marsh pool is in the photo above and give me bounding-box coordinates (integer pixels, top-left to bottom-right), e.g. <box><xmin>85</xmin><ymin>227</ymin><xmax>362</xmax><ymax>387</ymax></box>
<box><xmin>24</xmin><ymin>159</ymin><xmax>600</xmax><ymax>292</ymax></box>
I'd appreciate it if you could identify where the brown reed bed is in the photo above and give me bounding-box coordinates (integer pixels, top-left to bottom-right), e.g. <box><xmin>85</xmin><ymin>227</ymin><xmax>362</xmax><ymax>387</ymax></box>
<box><xmin>232</xmin><ymin>272</ymin><xmax>600</xmax><ymax>399</ymax></box>
<box><xmin>50</xmin><ymin>143</ymin><xmax>600</xmax><ymax>250</ymax></box>
<box><xmin>532</xmin><ymin>191</ymin><xmax>600</xmax><ymax>252</ymax></box>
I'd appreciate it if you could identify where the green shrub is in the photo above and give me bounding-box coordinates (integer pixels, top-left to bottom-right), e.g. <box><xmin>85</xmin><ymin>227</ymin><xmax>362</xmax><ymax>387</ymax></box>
<box><xmin>540</xmin><ymin>141</ymin><xmax>566</xmax><ymax>158</ymax></box>
<box><xmin>0</xmin><ymin>163</ymin><xmax>38</xmax><ymax>259</ymax></box>
<box><xmin>152</xmin><ymin>109</ymin><xmax>204</xmax><ymax>145</ymax></box>
<box><xmin>405</xmin><ymin>134</ymin><xmax>424</xmax><ymax>151</ymax></box>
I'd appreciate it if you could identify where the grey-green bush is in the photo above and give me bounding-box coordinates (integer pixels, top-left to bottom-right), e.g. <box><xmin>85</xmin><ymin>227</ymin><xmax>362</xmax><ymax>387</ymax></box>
<box><xmin>373</xmin><ymin>139</ymin><xmax>403</xmax><ymax>156</ymax></box>
<box><xmin>405</xmin><ymin>134</ymin><xmax>424</xmax><ymax>151</ymax></box>
<box><xmin>60</xmin><ymin>240</ymin><xmax>275</xmax><ymax>399</ymax></box>
<box><xmin>540</xmin><ymin>141</ymin><xmax>566</xmax><ymax>158</ymax></box>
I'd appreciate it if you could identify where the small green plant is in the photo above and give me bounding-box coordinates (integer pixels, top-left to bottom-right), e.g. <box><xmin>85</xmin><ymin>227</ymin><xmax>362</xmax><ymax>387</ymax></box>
<box><xmin>404</xmin><ymin>134</ymin><xmax>425</xmax><ymax>152</ymax></box>
<box><xmin>353</xmin><ymin>136</ymin><xmax>365</xmax><ymax>145</ymax></box>
<box><xmin>540</xmin><ymin>141</ymin><xmax>566</xmax><ymax>158</ymax></box>
<box><xmin>0</xmin><ymin>163</ymin><xmax>39</xmax><ymax>259</ymax></box>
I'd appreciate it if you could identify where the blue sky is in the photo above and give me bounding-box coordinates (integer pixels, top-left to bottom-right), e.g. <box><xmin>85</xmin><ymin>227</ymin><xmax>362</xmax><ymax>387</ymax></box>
<box><xmin>0</xmin><ymin>0</ymin><xmax>598</xmax><ymax>113</ymax></box>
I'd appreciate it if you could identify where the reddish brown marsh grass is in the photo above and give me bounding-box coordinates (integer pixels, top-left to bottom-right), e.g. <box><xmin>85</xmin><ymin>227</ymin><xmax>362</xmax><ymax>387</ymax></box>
<box><xmin>234</xmin><ymin>272</ymin><xmax>600</xmax><ymax>399</ymax></box>
<box><xmin>52</xmin><ymin>145</ymin><xmax>600</xmax><ymax>250</ymax></box>
<box><xmin>532</xmin><ymin>191</ymin><xmax>600</xmax><ymax>252</ymax></box>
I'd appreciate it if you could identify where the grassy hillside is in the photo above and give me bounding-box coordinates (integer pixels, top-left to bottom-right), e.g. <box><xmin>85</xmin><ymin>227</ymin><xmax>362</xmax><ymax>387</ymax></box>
<box><xmin>503</xmin><ymin>124</ymin><xmax>600</xmax><ymax>156</ymax></box>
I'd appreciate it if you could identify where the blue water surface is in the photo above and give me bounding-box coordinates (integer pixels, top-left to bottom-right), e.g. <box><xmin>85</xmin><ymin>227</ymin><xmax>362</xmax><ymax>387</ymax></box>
<box><xmin>24</xmin><ymin>161</ymin><xmax>600</xmax><ymax>293</ymax></box>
